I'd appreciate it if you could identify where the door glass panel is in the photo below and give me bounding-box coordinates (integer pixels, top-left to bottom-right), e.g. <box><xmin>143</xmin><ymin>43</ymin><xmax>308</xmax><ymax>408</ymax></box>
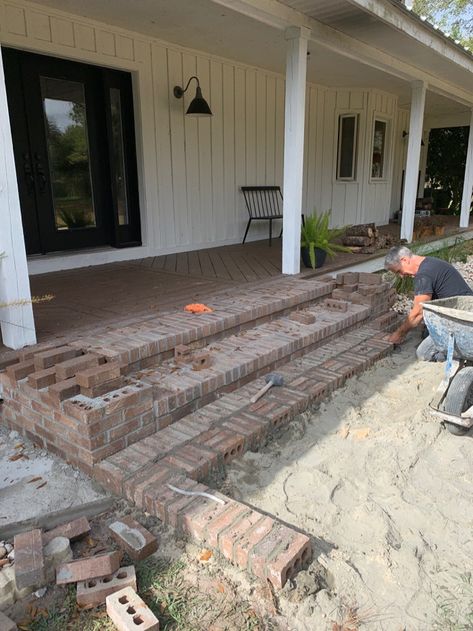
<box><xmin>40</xmin><ymin>76</ymin><xmax>96</xmax><ymax>230</ymax></box>
<box><xmin>110</xmin><ymin>88</ymin><xmax>129</xmax><ymax>225</ymax></box>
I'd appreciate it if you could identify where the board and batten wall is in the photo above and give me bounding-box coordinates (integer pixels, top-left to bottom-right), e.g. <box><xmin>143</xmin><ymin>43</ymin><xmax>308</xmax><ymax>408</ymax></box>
<box><xmin>0</xmin><ymin>0</ymin><xmax>405</xmax><ymax>262</ymax></box>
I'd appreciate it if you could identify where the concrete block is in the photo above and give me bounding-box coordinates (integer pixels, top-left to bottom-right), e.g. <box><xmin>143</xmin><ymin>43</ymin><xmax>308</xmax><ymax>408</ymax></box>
<box><xmin>77</xmin><ymin>565</ymin><xmax>136</xmax><ymax>608</ymax></box>
<box><xmin>43</xmin><ymin>536</ymin><xmax>73</xmax><ymax>582</ymax></box>
<box><xmin>14</xmin><ymin>529</ymin><xmax>45</xmax><ymax>590</ymax></box>
<box><xmin>0</xmin><ymin>611</ymin><xmax>17</xmax><ymax>630</ymax></box>
<box><xmin>43</xmin><ymin>516</ymin><xmax>91</xmax><ymax>544</ymax></box>
<box><xmin>56</xmin><ymin>551</ymin><xmax>122</xmax><ymax>585</ymax></box>
<box><xmin>108</xmin><ymin>517</ymin><xmax>158</xmax><ymax>561</ymax></box>
<box><xmin>106</xmin><ymin>586</ymin><xmax>159</xmax><ymax>630</ymax></box>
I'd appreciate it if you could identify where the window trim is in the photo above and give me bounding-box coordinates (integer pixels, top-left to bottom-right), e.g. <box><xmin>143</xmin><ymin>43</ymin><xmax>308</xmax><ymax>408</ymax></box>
<box><xmin>370</xmin><ymin>116</ymin><xmax>390</xmax><ymax>182</ymax></box>
<box><xmin>336</xmin><ymin>113</ymin><xmax>358</xmax><ymax>181</ymax></box>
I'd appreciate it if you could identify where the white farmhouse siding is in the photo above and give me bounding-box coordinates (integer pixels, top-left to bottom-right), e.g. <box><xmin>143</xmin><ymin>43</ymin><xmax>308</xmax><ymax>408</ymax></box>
<box><xmin>0</xmin><ymin>0</ymin><xmax>406</xmax><ymax>273</ymax></box>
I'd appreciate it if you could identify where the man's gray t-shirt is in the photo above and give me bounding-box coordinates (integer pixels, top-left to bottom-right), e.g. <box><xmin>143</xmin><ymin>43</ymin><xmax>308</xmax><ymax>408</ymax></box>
<box><xmin>414</xmin><ymin>256</ymin><xmax>473</xmax><ymax>299</ymax></box>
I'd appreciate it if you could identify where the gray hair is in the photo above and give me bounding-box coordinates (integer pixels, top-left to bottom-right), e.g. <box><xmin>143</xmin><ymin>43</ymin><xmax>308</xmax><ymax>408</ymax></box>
<box><xmin>384</xmin><ymin>245</ymin><xmax>413</xmax><ymax>270</ymax></box>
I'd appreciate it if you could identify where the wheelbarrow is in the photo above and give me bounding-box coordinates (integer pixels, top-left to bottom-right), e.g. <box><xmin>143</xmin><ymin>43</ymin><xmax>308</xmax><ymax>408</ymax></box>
<box><xmin>422</xmin><ymin>296</ymin><xmax>473</xmax><ymax>435</ymax></box>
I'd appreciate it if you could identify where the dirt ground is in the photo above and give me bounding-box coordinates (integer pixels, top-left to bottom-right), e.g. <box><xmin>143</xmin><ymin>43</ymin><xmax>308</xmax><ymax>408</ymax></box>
<box><xmin>224</xmin><ymin>333</ymin><xmax>473</xmax><ymax>631</ymax></box>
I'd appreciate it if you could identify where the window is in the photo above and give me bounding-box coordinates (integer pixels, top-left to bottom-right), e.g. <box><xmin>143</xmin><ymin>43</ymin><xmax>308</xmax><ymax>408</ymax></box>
<box><xmin>371</xmin><ymin>119</ymin><xmax>387</xmax><ymax>179</ymax></box>
<box><xmin>337</xmin><ymin>114</ymin><xmax>358</xmax><ymax>180</ymax></box>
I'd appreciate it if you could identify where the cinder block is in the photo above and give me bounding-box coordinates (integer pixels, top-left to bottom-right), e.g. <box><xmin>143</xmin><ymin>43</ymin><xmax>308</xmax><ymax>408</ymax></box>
<box><xmin>43</xmin><ymin>516</ymin><xmax>91</xmax><ymax>544</ymax></box>
<box><xmin>106</xmin><ymin>586</ymin><xmax>159</xmax><ymax>630</ymax></box>
<box><xmin>77</xmin><ymin>565</ymin><xmax>136</xmax><ymax>608</ymax></box>
<box><xmin>192</xmin><ymin>352</ymin><xmax>212</xmax><ymax>371</ymax></box>
<box><xmin>108</xmin><ymin>517</ymin><xmax>158</xmax><ymax>561</ymax></box>
<box><xmin>56</xmin><ymin>551</ymin><xmax>122</xmax><ymax>584</ymax></box>
<box><xmin>14</xmin><ymin>529</ymin><xmax>45</xmax><ymax>590</ymax></box>
<box><xmin>0</xmin><ymin>611</ymin><xmax>17</xmax><ymax>631</ymax></box>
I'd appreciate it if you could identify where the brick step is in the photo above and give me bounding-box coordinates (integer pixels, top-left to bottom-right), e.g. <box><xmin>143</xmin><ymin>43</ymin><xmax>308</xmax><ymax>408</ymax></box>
<box><xmin>0</xmin><ymin>272</ymin><xmax>396</xmax><ymax>471</ymax></box>
<box><xmin>94</xmin><ymin>316</ymin><xmax>400</xmax><ymax>496</ymax></box>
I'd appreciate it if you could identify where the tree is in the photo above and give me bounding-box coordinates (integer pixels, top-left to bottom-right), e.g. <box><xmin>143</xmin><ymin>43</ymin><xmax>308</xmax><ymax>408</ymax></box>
<box><xmin>426</xmin><ymin>127</ymin><xmax>469</xmax><ymax>211</ymax></box>
<box><xmin>412</xmin><ymin>0</ymin><xmax>473</xmax><ymax>48</ymax></box>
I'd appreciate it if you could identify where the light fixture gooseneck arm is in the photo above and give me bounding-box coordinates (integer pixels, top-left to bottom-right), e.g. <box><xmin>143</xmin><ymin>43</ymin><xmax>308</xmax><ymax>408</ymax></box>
<box><xmin>173</xmin><ymin>76</ymin><xmax>200</xmax><ymax>99</ymax></box>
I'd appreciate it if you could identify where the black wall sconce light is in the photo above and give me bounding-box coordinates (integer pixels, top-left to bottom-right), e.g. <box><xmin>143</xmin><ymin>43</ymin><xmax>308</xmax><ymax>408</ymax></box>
<box><xmin>173</xmin><ymin>76</ymin><xmax>212</xmax><ymax>117</ymax></box>
<box><xmin>402</xmin><ymin>130</ymin><xmax>425</xmax><ymax>146</ymax></box>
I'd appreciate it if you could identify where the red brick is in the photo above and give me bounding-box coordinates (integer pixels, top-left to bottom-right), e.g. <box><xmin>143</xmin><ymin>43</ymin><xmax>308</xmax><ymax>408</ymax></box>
<box><xmin>234</xmin><ymin>516</ymin><xmax>274</xmax><ymax>570</ymax></box>
<box><xmin>106</xmin><ymin>587</ymin><xmax>159</xmax><ymax>630</ymax></box>
<box><xmin>123</xmin><ymin>463</ymin><xmax>174</xmax><ymax>506</ymax></box>
<box><xmin>81</xmin><ymin>376</ymin><xmax>125</xmax><ymax>398</ymax></box>
<box><xmin>206</xmin><ymin>502</ymin><xmax>249</xmax><ymax>548</ymax></box>
<box><xmin>34</xmin><ymin>346</ymin><xmax>81</xmax><ymax>370</ymax></box>
<box><xmin>76</xmin><ymin>362</ymin><xmax>121</xmax><ymax>388</ymax></box>
<box><xmin>180</xmin><ymin>495</ymin><xmax>229</xmax><ymax>541</ymax></box>
<box><xmin>323</xmin><ymin>299</ymin><xmax>348</xmax><ymax>312</ymax></box>
<box><xmin>55</xmin><ymin>353</ymin><xmax>103</xmax><ymax>381</ymax></box>
<box><xmin>43</xmin><ymin>516</ymin><xmax>91</xmax><ymax>544</ymax></box>
<box><xmin>14</xmin><ymin>529</ymin><xmax>45</xmax><ymax>589</ymax></box>
<box><xmin>161</xmin><ymin>444</ymin><xmax>219</xmax><ymax>480</ymax></box>
<box><xmin>56</xmin><ymin>551</ymin><xmax>122</xmax><ymax>584</ymax></box>
<box><xmin>174</xmin><ymin>344</ymin><xmax>192</xmax><ymax>362</ymax></box>
<box><xmin>196</xmin><ymin>428</ymin><xmax>245</xmax><ymax>464</ymax></box>
<box><xmin>6</xmin><ymin>359</ymin><xmax>35</xmax><ymax>382</ymax></box>
<box><xmin>46</xmin><ymin>378</ymin><xmax>80</xmax><ymax>405</ymax></box>
<box><xmin>27</xmin><ymin>367</ymin><xmax>57</xmax><ymax>389</ymax></box>
<box><xmin>108</xmin><ymin>516</ymin><xmax>158</xmax><ymax>561</ymax></box>
<box><xmin>218</xmin><ymin>509</ymin><xmax>264</xmax><ymax>563</ymax></box>
<box><xmin>77</xmin><ymin>565</ymin><xmax>136</xmax><ymax>608</ymax></box>
<box><xmin>289</xmin><ymin>311</ymin><xmax>316</xmax><ymax>325</ymax></box>
<box><xmin>266</xmin><ymin>532</ymin><xmax>312</xmax><ymax>589</ymax></box>
<box><xmin>192</xmin><ymin>352</ymin><xmax>212</xmax><ymax>371</ymax></box>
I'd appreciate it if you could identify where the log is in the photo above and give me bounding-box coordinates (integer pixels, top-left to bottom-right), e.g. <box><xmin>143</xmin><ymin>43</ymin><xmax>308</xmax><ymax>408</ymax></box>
<box><xmin>345</xmin><ymin>223</ymin><xmax>376</xmax><ymax>238</ymax></box>
<box><xmin>342</xmin><ymin>236</ymin><xmax>374</xmax><ymax>247</ymax></box>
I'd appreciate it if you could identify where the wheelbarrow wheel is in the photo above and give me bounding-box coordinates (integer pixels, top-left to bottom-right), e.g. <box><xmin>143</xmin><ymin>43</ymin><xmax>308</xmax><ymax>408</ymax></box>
<box><xmin>441</xmin><ymin>366</ymin><xmax>473</xmax><ymax>436</ymax></box>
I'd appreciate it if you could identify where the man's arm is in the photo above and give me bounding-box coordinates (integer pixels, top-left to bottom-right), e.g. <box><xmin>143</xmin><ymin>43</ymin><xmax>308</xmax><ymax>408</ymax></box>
<box><xmin>388</xmin><ymin>293</ymin><xmax>432</xmax><ymax>344</ymax></box>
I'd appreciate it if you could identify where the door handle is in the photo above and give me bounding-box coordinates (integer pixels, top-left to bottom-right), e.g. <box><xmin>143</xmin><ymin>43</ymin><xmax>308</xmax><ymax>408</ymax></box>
<box><xmin>22</xmin><ymin>152</ymin><xmax>35</xmax><ymax>195</ymax></box>
<box><xmin>34</xmin><ymin>152</ymin><xmax>47</xmax><ymax>193</ymax></box>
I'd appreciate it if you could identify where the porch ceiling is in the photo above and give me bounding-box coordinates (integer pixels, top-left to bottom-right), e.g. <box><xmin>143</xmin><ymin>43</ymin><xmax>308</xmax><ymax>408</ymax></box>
<box><xmin>29</xmin><ymin>0</ymin><xmax>471</xmax><ymax>118</ymax></box>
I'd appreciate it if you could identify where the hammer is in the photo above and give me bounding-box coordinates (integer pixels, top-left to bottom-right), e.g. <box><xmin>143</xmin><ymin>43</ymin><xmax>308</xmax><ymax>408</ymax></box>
<box><xmin>250</xmin><ymin>372</ymin><xmax>284</xmax><ymax>404</ymax></box>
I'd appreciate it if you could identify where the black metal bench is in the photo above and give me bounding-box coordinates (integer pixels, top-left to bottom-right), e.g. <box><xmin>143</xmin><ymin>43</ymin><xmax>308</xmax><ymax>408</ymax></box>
<box><xmin>241</xmin><ymin>186</ymin><xmax>304</xmax><ymax>246</ymax></box>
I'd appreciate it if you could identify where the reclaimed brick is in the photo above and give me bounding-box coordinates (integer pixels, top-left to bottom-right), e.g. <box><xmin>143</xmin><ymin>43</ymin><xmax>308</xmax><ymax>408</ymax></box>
<box><xmin>77</xmin><ymin>565</ymin><xmax>136</xmax><ymax>608</ymax></box>
<box><xmin>27</xmin><ymin>367</ymin><xmax>57</xmax><ymax>389</ymax></box>
<box><xmin>76</xmin><ymin>363</ymin><xmax>121</xmax><ymax>388</ymax></box>
<box><xmin>289</xmin><ymin>311</ymin><xmax>316</xmax><ymax>325</ymax></box>
<box><xmin>46</xmin><ymin>378</ymin><xmax>80</xmax><ymax>405</ymax></box>
<box><xmin>192</xmin><ymin>352</ymin><xmax>212</xmax><ymax>371</ymax></box>
<box><xmin>6</xmin><ymin>359</ymin><xmax>35</xmax><ymax>382</ymax></box>
<box><xmin>358</xmin><ymin>271</ymin><xmax>382</xmax><ymax>285</ymax></box>
<box><xmin>196</xmin><ymin>428</ymin><xmax>245</xmax><ymax>464</ymax></box>
<box><xmin>43</xmin><ymin>517</ymin><xmax>91</xmax><ymax>544</ymax></box>
<box><xmin>55</xmin><ymin>353</ymin><xmax>103</xmax><ymax>381</ymax></box>
<box><xmin>106</xmin><ymin>587</ymin><xmax>159</xmax><ymax>631</ymax></box>
<box><xmin>108</xmin><ymin>516</ymin><xmax>158</xmax><ymax>561</ymax></box>
<box><xmin>56</xmin><ymin>551</ymin><xmax>122</xmax><ymax>584</ymax></box>
<box><xmin>14</xmin><ymin>529</ymin><xmax>45</xmax><ymax>590</ymax></box>
<box><xmin>33</xmin><ymin>346</ymin><xmax>80</xmax><ymax>370</ymax></box>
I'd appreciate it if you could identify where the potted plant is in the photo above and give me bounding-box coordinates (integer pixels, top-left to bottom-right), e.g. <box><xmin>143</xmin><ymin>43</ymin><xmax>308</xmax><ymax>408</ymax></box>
<box><xmin>300</xmin><ymin>210</ymin><xmax>350</xmax><ymax>269</ymax></box>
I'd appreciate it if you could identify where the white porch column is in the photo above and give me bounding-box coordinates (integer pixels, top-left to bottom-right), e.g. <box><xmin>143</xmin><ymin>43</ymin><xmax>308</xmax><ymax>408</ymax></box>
<box><xmin>282</xmin><ymin>26</ymin><xmax>311</xmax><ymax>275</ymax></box>
<box><xmin>0</xmin><ymin>47</ymin><xmax>36</xmax><ymax>349</ymax></box>
<box><xmin>460</xmin><ymin>108</ymin><xmax>473</xmax><ymax>228</ymax></box>
<box><xmin>400</xmin><ymin>80</ymin><xmax>426</xmax><ymax>242</ymax></box>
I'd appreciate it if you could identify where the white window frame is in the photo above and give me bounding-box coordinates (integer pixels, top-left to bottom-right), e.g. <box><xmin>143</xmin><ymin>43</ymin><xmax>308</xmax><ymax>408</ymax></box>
<box><xmin>370</xmin><ymin>117</ymin><xmax>390</xmax><ymax>181</ymax></box>
<box><xmin>336</xmin><ymin>113</ymin><xmax>358</xmax><ymax>181</ymax></box>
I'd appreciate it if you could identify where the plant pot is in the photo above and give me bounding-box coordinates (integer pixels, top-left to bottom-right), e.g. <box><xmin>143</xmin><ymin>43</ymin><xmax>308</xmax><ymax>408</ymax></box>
<box><xmin>301</xmin><ymin>247</ymin><xmax>327</xmax><ymax>269</ymax></box>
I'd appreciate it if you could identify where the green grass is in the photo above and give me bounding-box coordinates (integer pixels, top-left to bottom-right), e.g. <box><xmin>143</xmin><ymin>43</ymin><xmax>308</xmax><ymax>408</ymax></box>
<box><xmin>26</xmin><ymin>557</ymin><xmax>265</xmax><ymax>631</ymax></box>
<box><xmin>433</xmin><ymin>573</ymin><xmax>473</xmax><ymax>631</ymax></box>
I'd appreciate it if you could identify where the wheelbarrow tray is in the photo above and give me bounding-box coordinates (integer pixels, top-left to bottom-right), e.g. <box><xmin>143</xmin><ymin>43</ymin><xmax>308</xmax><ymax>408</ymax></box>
<box><xmin>422</xmin><ymin>296</ymin><xmax>473</xmax><ymax>362</ymax></box>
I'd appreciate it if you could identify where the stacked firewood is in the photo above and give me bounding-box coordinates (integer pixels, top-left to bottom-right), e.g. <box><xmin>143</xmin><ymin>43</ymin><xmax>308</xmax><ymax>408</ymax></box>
<box><xmin>342</xmin><ymin>223</ymin><xmax>394</xmax><ymax>254</ymax></box>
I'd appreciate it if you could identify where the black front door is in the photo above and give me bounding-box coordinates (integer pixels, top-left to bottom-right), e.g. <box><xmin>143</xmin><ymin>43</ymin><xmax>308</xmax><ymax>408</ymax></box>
<box><xmin>3</xmin><ymin>48</ymin><xmax>141</xmax><ymax>254</ymax></box>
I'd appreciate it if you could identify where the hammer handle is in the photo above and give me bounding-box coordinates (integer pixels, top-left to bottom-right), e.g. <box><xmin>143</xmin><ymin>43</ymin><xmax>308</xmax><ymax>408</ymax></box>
<box><xmin>250</xmin><ymin>381</ymin><xmax>273</xmax><ymax>404</ymax></box>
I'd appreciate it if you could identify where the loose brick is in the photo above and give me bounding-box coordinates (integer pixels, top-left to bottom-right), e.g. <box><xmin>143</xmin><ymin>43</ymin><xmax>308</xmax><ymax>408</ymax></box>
<box><xmin>43</xmin><ymin>516</ymin><xmax>91</xmax><ymax>544</ymax></box>
<box><xmin>323</xmin><ymin>298</ymin><xmax>348</xmax><ymax>312</ymax></box>
<box><xmin>34</xmin><ymin>346</ymin><xmax>81</xmax><ymax>370</ymax></box>
<box><xmin>0</xmin><ymin>611</ymin><xmax>17</xmax><ymax>631</ymax></box>
<box><xmin>77</xmin><ymin>565</ymin><xmax>136</xmax><ymax>608</ymax></box>
<box><xmin>108</xmin><ymin>516</ymin><xmax>158</xmax><ymax>561</ymax></box>
<box><xmin>14</xmin><ymin>529</ymin><xmax>45</xmax><ymax>590</ymax></box>
<box><xmin>358</xmin><ymin>272</ymin><xmax>382</xmax><ymax>285</ymax></box>
<box><xmin>174</xmin><ymin>344</ymin><xmax>192</xmax><ymax>362</ymax></box>
<box><xmin>76</xmin><ymin>362</ymin><xmax>121</xmax><ymax>388</ymax></box>
<box><xmin>56</xmin><ymin>551</ymin><xmax>122</xmax><ymax>584</ymax></box>
<box><xmin>192</xmin><ymin>352</ymin><xmax>212</xmax><ymax>371</ymax></box>
<box><xmin>56</xmin><ymin>353</ymin><xmax>103</xmax><ymax>381</ymax></box>
<box><xmin>27</xmin><ymin>367</ymin><xmax>57</xmax><ymax>389</ymax></box>
<box><xmin>81</xmin><ymin>376</ymin><xmax>125</xmax><ymax>398</ymax></box>
<box><xmin>289</xmin><ymin>311</ymin><xmax>316</xmax><ymax>325</ymax></box>
<box><xmin>106</xmin><ymin>587</ymin><xmax>159</xmax><ymax>630</ymax></box>
<box><xmin>6</xmin><ymin>359</ymin><xmax>36</xmax><ymax>382</ymax></box>
<box><xmin>46</xmin><ymin>378</ymin><xmax>80</xmax><ymax>404</ymax></box>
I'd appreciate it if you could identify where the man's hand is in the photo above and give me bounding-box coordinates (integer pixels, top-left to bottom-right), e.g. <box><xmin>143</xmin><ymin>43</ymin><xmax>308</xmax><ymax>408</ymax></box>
<box><xmin>388</xmin><ymin>330</ymin><xmax>405</xmax><ymax>345</ymax></box>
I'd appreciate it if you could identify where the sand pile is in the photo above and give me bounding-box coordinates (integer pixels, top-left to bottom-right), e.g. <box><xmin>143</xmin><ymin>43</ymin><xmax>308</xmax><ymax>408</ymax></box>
<box><xmin>224</xmin><ymin>335</ymin><xmax>473</xmax><ymax>630</ymax></box>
